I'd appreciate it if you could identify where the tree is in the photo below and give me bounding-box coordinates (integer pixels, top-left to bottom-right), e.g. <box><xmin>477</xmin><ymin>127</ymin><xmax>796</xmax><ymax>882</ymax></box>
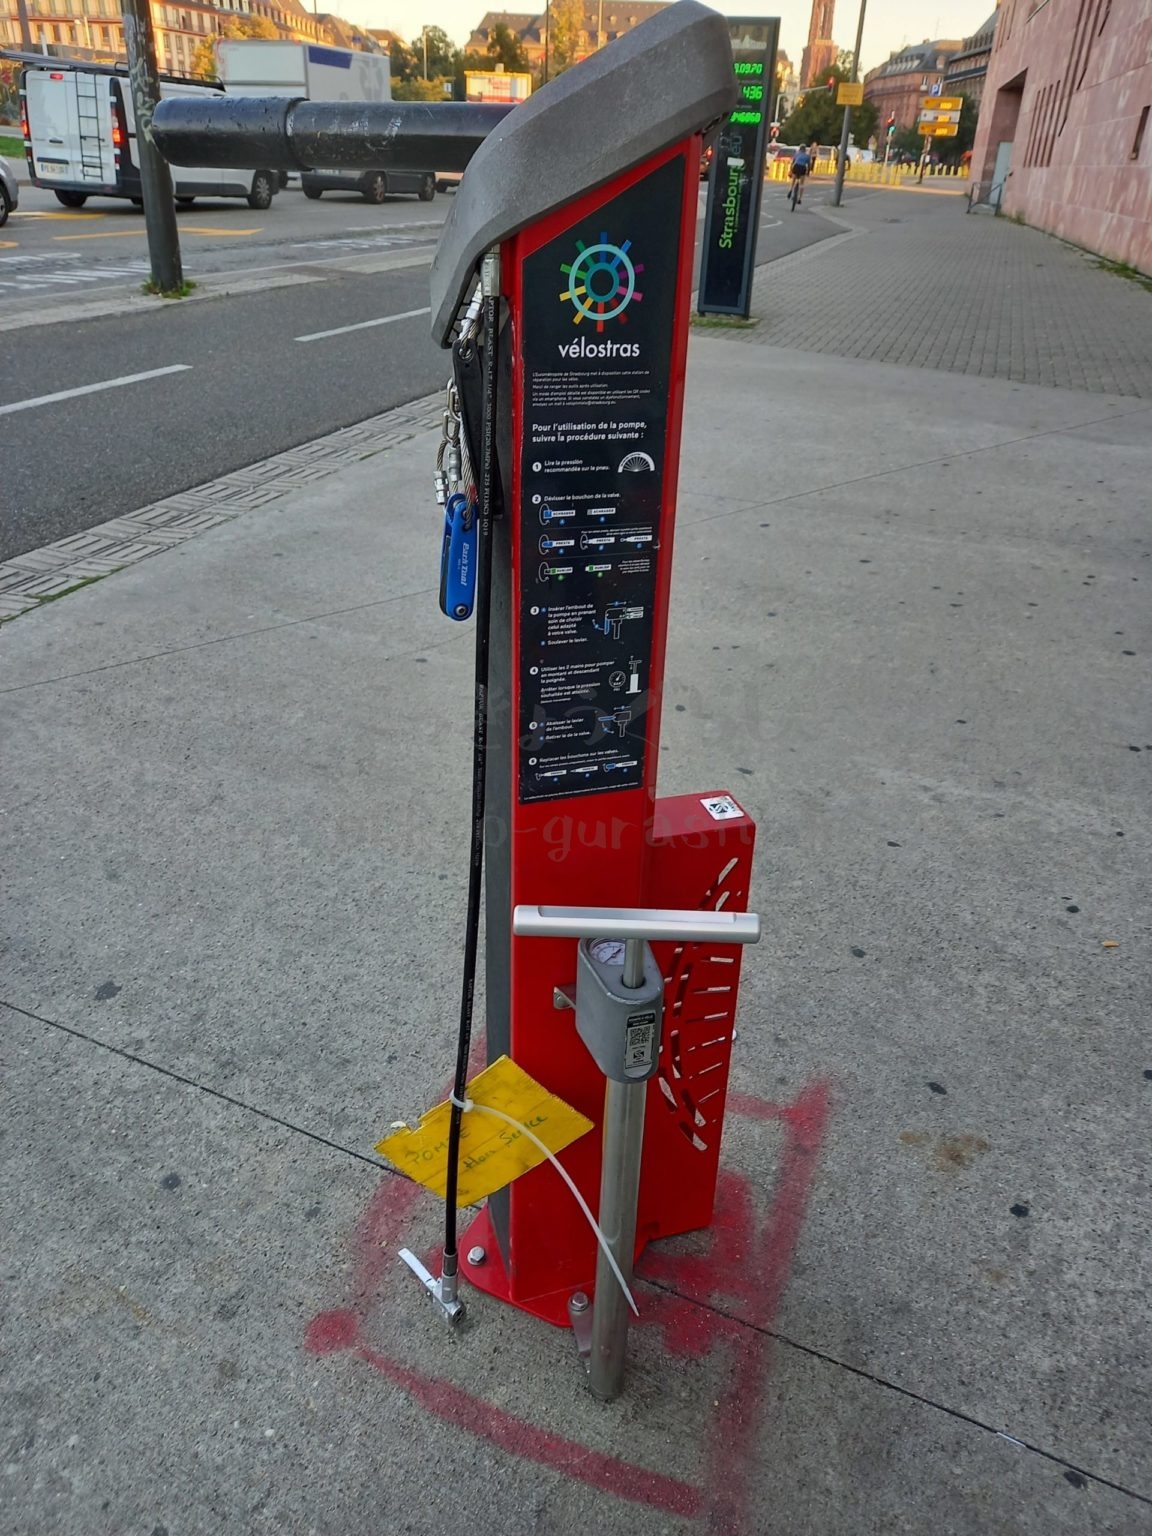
<box><xmin>0</xmin><ymin>59</ymin><xmax>19</xmax><ymax>125</ymax></box>
<box><xmin>393</xmin><ymin>77</ymin><xmax>450</xmax><ymax>100</ymax></box>
<box><xmin>548</xmin><ymin>0</ymin><xmax>584</xmax><ymax>76</ymax></box>
<box><xmin>780</xmin><ymin>64</ymin><xmax>876</xmax><ymax>149</ymax></box>
<box><xmin>388</xmin><ymin>39</ymin><xmax>420</xmax><ymax>84</ymax></box>
<box><xmin>890</xmin><ymin>123</ymin><xmax>924</xmax><ymax>160</ymax></box>
<box><xmin>419</xmin><ymin>25</ymin><xmax>456</xmax><ymax>78</ymax></box>
<box><xmin>486</xmin><ymin>22</ymin><xmax>528</xmax><ymax>73</ymax></box>
<box><xmin>453</xmin><ymin>48</ymin><xmax>486</xmax><ymax>100</ymax></box>
<box><xmin>191</xmin><ymin>14</ymin><xmax>278</xmax><ymax>80</ymax></box>
<box><xmin>951</xmin><ymin>95</ymin><xmax>979</xmax><ymax>159</ymax></box>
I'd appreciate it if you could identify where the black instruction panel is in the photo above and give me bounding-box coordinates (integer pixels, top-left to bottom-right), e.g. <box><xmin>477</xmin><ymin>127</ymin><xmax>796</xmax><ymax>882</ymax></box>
<box><xmin>518</xmin><ymin>155</ymin><xmax>684</xmax><ymax>804</ymax></box>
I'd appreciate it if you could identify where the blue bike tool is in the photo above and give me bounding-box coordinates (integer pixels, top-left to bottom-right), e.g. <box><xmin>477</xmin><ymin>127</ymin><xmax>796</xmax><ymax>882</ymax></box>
<box><xmin>439</xmin><ymin>491</ymin><xmax>477</xmax><ymax>621</ymax></box>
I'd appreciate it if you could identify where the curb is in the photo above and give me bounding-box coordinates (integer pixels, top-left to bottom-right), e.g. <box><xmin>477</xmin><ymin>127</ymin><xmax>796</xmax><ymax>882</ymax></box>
<box><xmin>0</xmin><ymin>391</ymin><xmax>443</xmax><ymax>624</ymax></box>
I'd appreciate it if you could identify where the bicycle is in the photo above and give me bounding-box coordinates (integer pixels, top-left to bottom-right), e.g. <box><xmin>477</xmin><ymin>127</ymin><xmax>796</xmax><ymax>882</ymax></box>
<box><xmin>789</xmin><ymin>173</ymin><xmax>803</xmax><ymax>211</ymax></box>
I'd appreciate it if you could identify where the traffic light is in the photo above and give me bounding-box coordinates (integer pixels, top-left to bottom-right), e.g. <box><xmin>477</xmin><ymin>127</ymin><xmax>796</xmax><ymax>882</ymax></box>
<box><xmin>827</xmin><ymin>76</ymin><xmax>836</xmax><ymax>91</ymax></box>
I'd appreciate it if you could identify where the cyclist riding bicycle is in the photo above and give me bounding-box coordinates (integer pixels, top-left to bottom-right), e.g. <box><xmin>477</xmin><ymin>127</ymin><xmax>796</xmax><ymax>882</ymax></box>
<box><xmin>790</xmin><ymin>145</ymin><xmax>812</xmax><ymax>205</ymax></box>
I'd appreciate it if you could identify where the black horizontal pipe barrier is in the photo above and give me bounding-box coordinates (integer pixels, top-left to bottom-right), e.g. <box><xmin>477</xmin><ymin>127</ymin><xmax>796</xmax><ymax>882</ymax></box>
<box><xmin>152</xmin><ymin>98</ymin><xmax>513</xmax><ymax>173</ymax></box>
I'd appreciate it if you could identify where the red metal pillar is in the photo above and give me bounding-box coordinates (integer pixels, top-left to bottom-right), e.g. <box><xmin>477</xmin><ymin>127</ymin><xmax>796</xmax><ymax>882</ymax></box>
<box><xmin>462</xmin><ymin>136</ymin><xmax>756</xmax><ymax>1324</ymax></box>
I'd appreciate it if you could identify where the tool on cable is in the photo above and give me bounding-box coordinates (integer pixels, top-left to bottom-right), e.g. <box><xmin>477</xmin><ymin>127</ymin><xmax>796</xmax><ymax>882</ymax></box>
<box><xmin>404</xmin><ymin>248</ymin><xmax>502</xmax><ymax>1323</ymax></box>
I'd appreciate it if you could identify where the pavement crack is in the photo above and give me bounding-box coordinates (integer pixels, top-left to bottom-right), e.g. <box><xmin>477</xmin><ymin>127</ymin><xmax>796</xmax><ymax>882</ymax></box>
<box><xmin>7</xmin><ymin>990</ymin><xmax>1150</xmax><ymax>1510</ymax></box>
<box><xmin>0</xmin><ymin>996</ymin><xmax>398</xmax><ymax>1176</ymax></box>
<box><xmin>681</xmin><ymin>401</ymin><xmax>1152</xmax><ymax>529</ymax></box>
<box><xmin>640</xmin><ymin>1274</ymin><xmax>1152</xmax><ymax>1509</ymax></box>
<box><xmin>0</xmin><ymin>585</ymin><xmax>444</xmax><ymax>695</ymax></box>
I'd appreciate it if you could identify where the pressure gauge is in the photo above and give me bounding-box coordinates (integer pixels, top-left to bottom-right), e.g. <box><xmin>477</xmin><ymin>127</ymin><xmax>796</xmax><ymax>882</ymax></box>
<box><xmin>589</xmin><ymin>938</ymin><xmax>627</xmax><ymax>967</ymax></box>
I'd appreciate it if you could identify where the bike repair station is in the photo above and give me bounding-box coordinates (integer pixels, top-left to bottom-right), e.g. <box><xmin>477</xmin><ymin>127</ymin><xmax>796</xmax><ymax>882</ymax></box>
<box><xmin>154</xmin><ymin>0</ymin><xmax>776</xmax><ymax>1403</ymax></box>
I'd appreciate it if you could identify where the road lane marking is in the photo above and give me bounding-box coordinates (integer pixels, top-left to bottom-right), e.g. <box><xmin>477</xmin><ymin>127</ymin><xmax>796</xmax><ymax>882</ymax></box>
<box><xmin>294</xmin><ymin>306</ymin><xmax>431</xmax><ymax>342</ymax></box>
<box><xmin>15</xmin><ymin>210</ymin><xmax>109</xmax><ymax>220</ymax></box>
<box><xmin>0</xmin><ymin>364</ymin><xmax>191</xmax><ymax>417</ymax></box>
<box><xmin>54</xmin><ymin>228</ymin><xmax>148</xmax><ymax>241</ymax></box>
<box><xmin>180</xmin><ymin>225</ymin><xmax>262</xmax><ymax>236</ymax></box>
<box><xmin>0</xmin><ymin>240</ymin><xmax>16</xmax><ymax>249</ymax></box>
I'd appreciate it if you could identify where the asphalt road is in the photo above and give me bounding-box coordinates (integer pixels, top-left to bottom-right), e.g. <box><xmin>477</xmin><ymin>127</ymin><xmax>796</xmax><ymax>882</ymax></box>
<box><xmin>2</xmin><ymin>266</ymin><xmax>445</xmax><ymax>559</ymax></box>
<box><xmin>1</xmin><ymin>178</ymin><xmax>850</xmax><ymax>562</ymax></box>
<box><xmin>0</xmin><ymin>182</ymin><xmax>448</xmax><ymax>306</ymax></box>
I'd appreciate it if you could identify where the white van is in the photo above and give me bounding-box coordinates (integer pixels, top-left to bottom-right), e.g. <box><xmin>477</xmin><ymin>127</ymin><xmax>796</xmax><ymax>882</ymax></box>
<box><xmin>20</xmin><ymin>59</ymin><xmax>279</xmax><ymax>210</ymax></box>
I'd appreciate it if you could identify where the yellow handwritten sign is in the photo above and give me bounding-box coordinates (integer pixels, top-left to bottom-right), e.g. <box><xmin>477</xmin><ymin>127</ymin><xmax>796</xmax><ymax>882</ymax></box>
<box><xmin>837</xmin><ymin>82</ymin><xmax>864</xmax><ymax>107</ymax></box>
<box><xmin>376</xmin><ymin>1055</ymin><xmax>594</xmax><ymax>1207</ymax></box>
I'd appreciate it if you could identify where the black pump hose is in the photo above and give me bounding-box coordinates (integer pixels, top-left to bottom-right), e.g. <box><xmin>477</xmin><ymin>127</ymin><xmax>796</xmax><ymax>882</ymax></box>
<box><xmin>442</xmin><ymin>261</ymin><xmax>500</xmax><ymax>1270</ymax></box>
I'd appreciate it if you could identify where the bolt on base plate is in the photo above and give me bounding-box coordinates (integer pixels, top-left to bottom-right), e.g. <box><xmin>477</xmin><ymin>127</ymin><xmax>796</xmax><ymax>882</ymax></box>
<box><xmin>568</xmin><ymin>1290</ymin><xmax>593</xmax><ymax>1359</ymax></box>
<box><xmin>399</xmin><ymin>1247</ymin><xmax>465</xmax><ymax>1323</ymax></box>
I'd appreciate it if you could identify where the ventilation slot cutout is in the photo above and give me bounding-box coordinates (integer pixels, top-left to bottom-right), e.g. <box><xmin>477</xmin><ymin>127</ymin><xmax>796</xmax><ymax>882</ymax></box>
<box><xmin>690</xmin><ymin>1034</ymin><xmax>730</xmax><ymax>1052</ymax></box>
<box><xmin>678</xmin><ymin>1120</ymin><xmax>708</xmax><ymax>1152</ymax></box>
<box><xmin>669</xmin><ymin>1028</ymin><xmax>683</xmax><ymax>1080</ymax></box>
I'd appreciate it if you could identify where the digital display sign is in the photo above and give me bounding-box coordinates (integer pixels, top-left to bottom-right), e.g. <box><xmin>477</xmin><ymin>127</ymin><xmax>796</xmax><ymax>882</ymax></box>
<box><xmin>697</xmin><ymin>17</ymin><xmax>781</xmax><ymax>319</ymax></box>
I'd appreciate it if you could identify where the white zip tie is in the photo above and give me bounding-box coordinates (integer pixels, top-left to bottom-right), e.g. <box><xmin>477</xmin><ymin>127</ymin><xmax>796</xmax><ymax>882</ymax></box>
<box><xmin>456</xmin><ymin>1095</ymin><xmax>639</xmax><ymax>1317</ymax></box>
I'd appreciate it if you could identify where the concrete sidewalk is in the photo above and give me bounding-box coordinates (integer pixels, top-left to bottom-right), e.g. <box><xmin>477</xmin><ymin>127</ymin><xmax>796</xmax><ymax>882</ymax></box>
<box><xmin>2</xmin><ymin>198</ymin><xmax>1151</xmax><ymax>1535</ymax></box>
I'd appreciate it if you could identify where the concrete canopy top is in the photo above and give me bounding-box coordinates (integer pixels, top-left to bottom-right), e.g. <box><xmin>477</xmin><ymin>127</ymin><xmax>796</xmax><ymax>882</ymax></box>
<box><xmin>429</xmin><ymin>0</ymin><xmax>738</xmax><ymax>345</ymax></box>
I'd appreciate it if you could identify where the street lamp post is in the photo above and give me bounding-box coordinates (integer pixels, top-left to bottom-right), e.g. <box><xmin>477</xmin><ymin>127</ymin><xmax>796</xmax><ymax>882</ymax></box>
<box><xmin>15</xmin><ymin>0</ymin><xmax>34</xmax><ymax>51</ymax></box>
<box><xmin>543</xmin><ymin>0</ymin><xmax>551</xmax><ymax>83</ymax></box>
<box><xmin>422</xmin><ymin>26</ymin><xmax>429</xmax><ymax>80</ymax></box>
<box><xmin>832</xmin><ymin>0</ymin><xmax>867</xmax><ymax>208</ymax></box>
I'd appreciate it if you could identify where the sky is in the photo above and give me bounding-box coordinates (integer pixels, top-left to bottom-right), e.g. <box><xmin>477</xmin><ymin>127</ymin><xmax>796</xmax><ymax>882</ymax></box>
<box><xmin>327</xmin><ymin>0</ymin><xmax>997</xmax><ymax>76</ymax></box>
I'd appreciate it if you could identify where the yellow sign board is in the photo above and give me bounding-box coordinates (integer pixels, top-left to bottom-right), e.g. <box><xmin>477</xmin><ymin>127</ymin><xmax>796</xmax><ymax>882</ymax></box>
<box><xmin>920</xmin><ymin>123</ymin><xmax>959</xmax><ymax>137</ymax></box>
<box><xmin>921</xmin><ymin>95</ymin><xmax>963</xmax><ymax>112</ymax></box>
<box><xmin>376</xmin><ymin>1055</ymin><xmax>594</xmax><ymax>1207</ymax></box>
<box><xmin>836</xmin><ymin>82</ymin><xmax>864</xmax><ymax>106</ymax></box>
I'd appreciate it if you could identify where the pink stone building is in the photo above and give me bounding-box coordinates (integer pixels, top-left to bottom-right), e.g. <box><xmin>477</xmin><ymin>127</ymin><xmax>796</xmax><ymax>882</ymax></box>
<box><xmin>971</xmin><ymin>0</ymin><xmax>1152</xmax><ymax>274</ymax></box>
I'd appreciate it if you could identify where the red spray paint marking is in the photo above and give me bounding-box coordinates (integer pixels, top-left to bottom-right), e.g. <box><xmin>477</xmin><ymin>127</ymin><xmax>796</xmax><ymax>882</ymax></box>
<box><xmin>700</xmin><ymin>1079</ymin><xmax>831</xmax><ymax>1534</ymax></box>
<box><xmin>307</xmin><ymin>1079</ymin><xmax>831</xmax><ymax>1530</ymax></box>
<box><xmin>357</xmin><ymin>1343</ymin><xmax>703</xmax><ymax>1519</ymax></box>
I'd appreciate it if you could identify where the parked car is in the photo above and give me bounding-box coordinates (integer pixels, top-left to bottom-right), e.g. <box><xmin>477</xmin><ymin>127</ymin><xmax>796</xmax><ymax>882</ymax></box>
<box><xmin>301</xmin><ymin>168</ymin><xmax>437</xmax><ymax>203</ymax></box>
<box><xmin>0</xmin><ymin>154</ymin><xmax>17</xmax><ymax>227</ymax></box>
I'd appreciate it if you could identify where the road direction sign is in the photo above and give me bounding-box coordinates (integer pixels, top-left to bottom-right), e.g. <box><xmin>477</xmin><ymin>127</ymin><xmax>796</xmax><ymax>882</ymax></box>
<box><xmin>837</xmin><ymin>82</ymin><xmax>864</xmax><ymax>106</ymax></box>
<box><xmin>921</xmin><ymin>95</ymin><xmax>963</xmax><ymax>112</ymax></box>
<box><xmin>920</xmin><ymin>122</ymin><xmax>959</xmax><ymax>137</ymax></box>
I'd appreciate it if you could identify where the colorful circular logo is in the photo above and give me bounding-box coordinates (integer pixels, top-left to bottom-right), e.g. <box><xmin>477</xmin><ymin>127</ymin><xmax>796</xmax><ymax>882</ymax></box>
<box><xmin>560</xmin><ymin>233</ymin><xmax>644</xmax><ymax>331</ymax></box>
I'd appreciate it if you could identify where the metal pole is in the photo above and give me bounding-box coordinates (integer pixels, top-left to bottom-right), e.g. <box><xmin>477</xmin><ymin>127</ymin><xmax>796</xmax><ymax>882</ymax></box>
<box><xmin>543</xmin><ymin>0</ymin><xmax>550</xmax><ymax>83</ymax></box>
<box><xmin>423</xmin><ymin>27</ymin><xmax>428</xmax><ymax>81</ymax></box>
<box><xmin>831</xmin><ymin>0</ymin><xmax>867</xmax><ymax>208</ymax></box>
<box><xmin>121</xmin><ymin>0</ymin><xmax>183</xmax><ymax>292</ymax></box>
<box><xmin>587</xmin><ymin>934</ymin><xmax>647</xmax><ymax>1401</ymax></box>
<box><xmin>15</xmin><ymin>0</ymin><xmax>34</xmax><ymax>52</ymax></box>
<box><xmin>918</xmin><ymin>133</ymin><xmax>929</xmax><ymax>183</ymax></box>
<box><xmin>588</xmin><ymin>1076</ymin><xmax>647</xmax><ymax>1401</ymax></box>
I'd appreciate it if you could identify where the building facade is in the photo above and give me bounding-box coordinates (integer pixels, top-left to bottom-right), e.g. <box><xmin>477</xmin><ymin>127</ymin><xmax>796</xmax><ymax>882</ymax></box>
<box><xmin>864</xmin><ymin>38</ymin><xmax>962</xmax><ymax>133</ymax></box>
<box><xmin>467</xmin><ymin>4</ymin><xmax>667</xmax><ymax>73</ymax></box>
<box><xmin>943</xmin><ymin>9</ymin><xmax>997</xmax><ymax>110</ymax></box>
<box><xmin>799</xmin><ymin>0</ymin><xmax>834</xmax><ymax>89</ymax></box>
<box><xmin>0</xmin><ymin>0</ymin><xmax>377</xmax><ymax>80</ymax></box>
<box><xmin>971</xmin><ymin>0</ymin><xmax>1151</xmax><ymax>272</ymax></box>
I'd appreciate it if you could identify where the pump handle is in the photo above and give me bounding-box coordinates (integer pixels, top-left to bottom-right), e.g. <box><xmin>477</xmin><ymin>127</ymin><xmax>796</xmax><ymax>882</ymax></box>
<box><xmin>512</xmin><ymin>905</ymin><xmax>761</xmax><ymax>945</ymax></box>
